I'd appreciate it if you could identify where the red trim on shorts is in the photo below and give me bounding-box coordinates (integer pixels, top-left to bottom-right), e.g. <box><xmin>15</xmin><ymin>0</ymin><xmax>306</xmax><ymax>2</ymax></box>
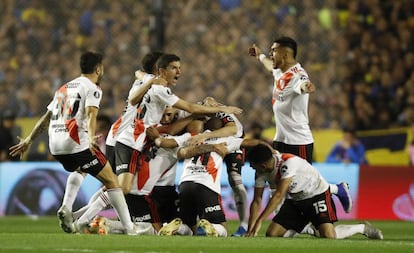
<box><xmin>137</xmin><ymin>156</ymin><xmax>150</xmax><ymax>190</ymax></box>
<box><xmin>325</xmin><ymin>190</ymin><xmax>337</xmax><ymax>221</ymax></box>
<box><xmin>94</xmin><ymin>148</ymin><xmax>107</xmax><ymax>165</ymax></box>
<box><xmin>145</xmin><ymin>195</ymin><xmax>161</xmax><ymax>223</ymax></box>
<box><xmin>299</xmin><ymin>145</ymin><xmax>306</xmax><ymax>161</ymax></box>
<box><xmin>218</xmin><ymin>194</ymin><xmax>224</xmax><ymax>213</ymax></box>
<box><xmin>129</xmin><ymin>149</ymin><xmax>140</xmax><ymax>174</ymax></box>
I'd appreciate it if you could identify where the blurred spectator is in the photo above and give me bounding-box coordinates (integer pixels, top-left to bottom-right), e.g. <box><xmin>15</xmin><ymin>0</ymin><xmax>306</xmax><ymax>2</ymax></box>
<box><xmin>325</xmin><ymin>128</ymin><xmax>368</xmax><ymax>164</ymax></box>
<box><xmin>0</xmin><ymin>110</ymin><xmax>21</xmax><ymax>161</ymax></box>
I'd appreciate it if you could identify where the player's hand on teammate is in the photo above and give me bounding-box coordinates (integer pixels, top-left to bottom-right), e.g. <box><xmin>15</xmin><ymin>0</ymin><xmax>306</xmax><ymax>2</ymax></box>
<box><xmin>213</xmin><ymin>142</ymin><xmax>228</xmax><ymax>157</ymax></box>
<box><xmin>146</xmin><ymin>126</ymin><xmax>160</xmax><ymax>141</ymax></box>
<box><xmin>221</xmin><ymin>105</ymin><xmax>243</xmax><ymax>115</ymax></box>
<box><xmin>186</xmin><ymin>134</ymin><xmax>206</xmax><ymax>146</ymax></box>
<box><xmin>150</xmin><ymin>76</ymin><xmax>168</xmax><ymax>86</ymax></box>
<box><xmin>89</xmin><ymin>135</ymin><xmax>102</xmax><ymax>154</ymax></box>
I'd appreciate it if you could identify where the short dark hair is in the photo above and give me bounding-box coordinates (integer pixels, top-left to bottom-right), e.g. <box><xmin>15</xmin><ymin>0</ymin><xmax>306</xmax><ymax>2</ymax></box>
<box><xmin>205</xmin><ymin>117</ymin><xmax>223</xmax><ymax>131</ymax></box>
<box><xmin>141</xmin><ymin>51</ymin><xmax>164</xmax><ymax>74</ymax></box>
<box><xmin>246</xmin><ymin>144</ymin><xmax>273</xmax><ymax>164</ymax></box>
<box><xmin>80</xmin><ymin>51</ymin><xmax>103</xmax><ymax>74</ymax></box>
<box><xmin>157</xmin><ymin>54</ymin><xmax>180</xmax><ymax>69</ymax></box>
<box><xmin>274</xmin><ymin>36</ymin><xmax>297</xmax><ymax>58</ymax></box>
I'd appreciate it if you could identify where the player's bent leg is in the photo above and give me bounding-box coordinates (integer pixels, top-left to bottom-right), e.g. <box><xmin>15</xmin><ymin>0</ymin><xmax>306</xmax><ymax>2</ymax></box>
<box><xmin>336</xmin><ymin>182</ymin><xmax>353</xmax><ymax>213</ymax></box>
<box><xmin>363</xmin><ymin>221</ymin><xmax>383</xmax><ymax>240</ymax></box>
<box><xmin>117</xmin><ymin>172</ymin><xmax>134</xmax><ymax>194</ymax></box>
<box><xmin>318</xmin><ymin>223</ymin><xmax>336</xmax><ymax>239</ymax></box>
<box><xmin>265</xmin><ymin>221</ymin><xmax>288</xmax><ymax>237</ymax></box>
<box><xmin>95</xmin><ymin>163</ymin><xmax>135</xmax><ymax>235</ymax></box>
<box><xmin>57</xmin><ymin>205</ymin><xmax>75</xmax><ymax>233</ymax></box>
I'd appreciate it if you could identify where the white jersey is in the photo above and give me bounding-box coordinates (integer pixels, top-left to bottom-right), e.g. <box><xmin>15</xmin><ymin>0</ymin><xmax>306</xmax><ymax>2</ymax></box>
<box><xmin>272</xmin><ymin>63</ymin><xmax>313</xmax><ymax>145</ymax></box>
<box><xmin>116</xmin><ymin>84</ymin><xmax>180</xmax><ymax>151</ymax></box>
<box><xmin>214</xmin><ymin>112</ymin><xmax>244</xmax><ymax>154</ymax></box>
<box><xmin>254</xmin><ymin>153</ymin><xmax>328</xmax><ymax>201</ymax></box>
<box><xmin>106</xmin><ymin>74</ymin><xmax>154</xmax><ymax>146</ymax></box>
<box><xmin>47</xmin><ymin>76</ymin><xmax>102</xmax><ymax>155</ymax></box>
<box><xmin>179</xmin><ymin>134</ymin><xmax>244</xmax><ymax>194</ymax></box>
<box><xmin>130</xmin><ymin>133</ymin><xmax>190</xmax><ymax>195</ymax></box>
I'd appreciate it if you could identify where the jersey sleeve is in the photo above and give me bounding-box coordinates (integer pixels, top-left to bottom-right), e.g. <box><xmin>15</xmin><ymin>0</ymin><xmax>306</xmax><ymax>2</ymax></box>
<box><xmin>225</xmin><ymin>136</ymin><xmax>244</xmax><ymax>153</ymax></box>
<box><xmin>170</xmin><ymin>132</ymin><xmax>191</xmax><ymax>147</ymax></box>
<box><xmin>85</xmin><ymin>83</ymin><xmax>102</xmax><ymax>108</ymax></box>
<box><xmin>292</xmin><ymin>70</ymin><xmax>310</xmax><ymax>94</ymax></box>
<box><xmin>215</xmin><ymin>112</ymin><xmax>235</xmax><ymax>125</ymax></box>
<box><xmin>154</xmin><ymin>86</ymin><xmax>180</xmax><ymax>106</ymax></box>
<box><xmin>279</xmin><ymin>159</ymin><xmax>296</xmax><ymax>179</ymax></box>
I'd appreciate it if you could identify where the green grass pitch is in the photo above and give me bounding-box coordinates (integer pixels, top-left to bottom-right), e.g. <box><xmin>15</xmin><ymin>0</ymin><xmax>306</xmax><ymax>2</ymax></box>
<box><xmin>0</xmin><ymin>216</ymin><xmax>413</xmax><ymax>253</ymax></box>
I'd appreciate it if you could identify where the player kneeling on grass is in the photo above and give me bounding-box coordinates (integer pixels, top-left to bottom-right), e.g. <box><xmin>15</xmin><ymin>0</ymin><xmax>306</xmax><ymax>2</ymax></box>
<box><xmin>246</xmin><ymin>144</ymin><xmax>383</xmax><ymax>240</ymax></box>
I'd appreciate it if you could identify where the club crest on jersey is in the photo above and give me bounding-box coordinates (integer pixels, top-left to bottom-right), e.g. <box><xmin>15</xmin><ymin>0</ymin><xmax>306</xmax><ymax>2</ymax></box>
<box><xmin>93</xmin><ymin>91</ymin><xmax>100</xmax><ymax>98</ymax></box>
<box><xmin>281</xmin><ymin>165</ymin><xmax>288</xmax><ymax>174</ymax></box>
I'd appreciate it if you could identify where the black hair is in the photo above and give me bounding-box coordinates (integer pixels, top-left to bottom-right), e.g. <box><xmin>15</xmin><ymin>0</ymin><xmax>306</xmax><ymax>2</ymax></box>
<box><xmin>246</xmin><ymin>144</ymin><xmax>273</xmax><ymax>164</ymax></box>
<box><xmin>274</xmin><ymin>36</ymin><xmax>297</xmax><ymax>58</ymax></box>
<box><xmin>80</xmin><ymin>51</ymin><xmax>103</xmax><ymax>74</ymax></box>
<box><xmin>156</xmin><ymin>54</ymin><xmax>180</xmax><ymax>69</ymax></box>
<box><xmin>205</xmin><ymin>117</ymin><xmax>223</xmax><ymax>131</ymax></box>
<box><xmin>141</xmin><ymin>51</ymin><xmax>164</xmax><ymax>74</ymax></box>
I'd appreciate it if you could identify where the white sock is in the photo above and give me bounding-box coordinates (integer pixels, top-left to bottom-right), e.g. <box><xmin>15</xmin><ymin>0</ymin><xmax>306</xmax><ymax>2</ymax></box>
<box><xmin>106</xmin><ymin>188</ymin><xmax>134</xmax><ymax>231</ymax></box>
<box><xmin>135</xmin><ymin>222</ymin><xmax>156</xmax><ymax>235</ymax></box>
<box><xmin>335</xmin><ymin>224</ymin><xmax>364</xmax><ymax>239</ymax></box>
<box><xmin>177</xmin><ymin>224</ymin><xmax>193</xmax><ymax>236</ymax></box>
<box><xmin>212</xmin><ymin>224</ymin><xmax>227</xmax><ymax>237</ymax></box>
<box><xmin>76</xmin><ymin>191</ymin><xmax>110</xmax><ymax>226</ymax></box>
<box><xmin>284</xmin><ymin>230</ymin><xmax>299</xmax><ymax>237</ymax></box>
<box><xmin>62</xmin><ymin>172</ymin><xmax>85</xmax><ymax>211</ymax></box>
<box><xmin>233</xmin><ymin>184</ymin><xmax>248</xmax><ymax>229</ymax></box>
<box><xmin>300</xmin><ymin>223</ymin><xmax>316</xmax><ymax>236</ymax></box>
<box><xmin>106</xmin><ymin>220</ymin><xmax>125</xmax><ymax>234</ymax></box>
<box><xmin>73</xmin><ymin>188</ymin><xmax>105</xmax><ymax>220</ymax></box>
<box><xmin>330</xmin><ymin>184</ymin><xmax>338</xmax><ymax>195</ymax></box>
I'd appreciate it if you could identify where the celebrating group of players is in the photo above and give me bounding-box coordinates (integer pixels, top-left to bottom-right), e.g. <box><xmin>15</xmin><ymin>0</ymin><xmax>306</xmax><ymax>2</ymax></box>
<box><xmin>10</xmin><ymin>36</ymin><xmax>383</xmax><ymax>239</ymax></box>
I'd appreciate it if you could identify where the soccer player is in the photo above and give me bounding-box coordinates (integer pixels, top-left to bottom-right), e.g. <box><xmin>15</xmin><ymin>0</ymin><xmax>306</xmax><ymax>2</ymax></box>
<box><xmin>114</xmin><ymin>53</ymin><xmax>242</xmax><ymax>200</ymax></box>
<box><xmin>55</xmin><ymin>52</ymin><xmax>166</xmax><ymax>231</ymax></box>
<box><xmin>188</xmin><ymin>97</ymin><xmax>249</xmax><ymax>236</ymax></box>
<box><xmin>249</xmin><ymin>37</ymin><xmax>352</xmax><ymax>213</ymax></box>
<box><xmin>157</xmin><ymin>118</ymin><xmax>267</xmax><ymax>237</ymax></box>
<box><xmin>9</xmin><ymin>51</ymin><xmax>136</xmax><ymax>235</ymax></box>
<box><xmin>245</xmin><ymin>144</ymin><xmax>383</xmax><ymax>240</ymax></box>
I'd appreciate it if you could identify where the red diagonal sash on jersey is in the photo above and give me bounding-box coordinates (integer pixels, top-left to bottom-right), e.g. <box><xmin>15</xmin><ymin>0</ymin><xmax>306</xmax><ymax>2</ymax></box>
<box><xmin>65</xmin><ymin>118</ymin><xmax>80</xmax><ymax>144</ymax></box>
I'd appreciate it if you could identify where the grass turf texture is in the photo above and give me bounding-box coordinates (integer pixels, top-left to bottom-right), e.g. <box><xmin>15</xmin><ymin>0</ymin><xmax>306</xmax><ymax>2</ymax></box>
<box><xmin>0</xmin><ymin>216</ymin><xmax>413</xmax><ymax>253</ymax></box>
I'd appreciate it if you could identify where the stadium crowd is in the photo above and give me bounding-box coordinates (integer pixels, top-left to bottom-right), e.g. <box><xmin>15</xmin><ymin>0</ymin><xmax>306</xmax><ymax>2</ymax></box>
<box><xmin>0</xmin><ymin>0</ymin><xmax>413</xmax><ymax>131</ymax></box>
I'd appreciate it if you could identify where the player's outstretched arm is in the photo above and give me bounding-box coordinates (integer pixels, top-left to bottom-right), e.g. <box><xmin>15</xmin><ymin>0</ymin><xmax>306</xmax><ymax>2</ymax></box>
<box><xmin>173</xmin><ymin>99</ymin><xmax>242</xmax><ymax>115</ymax></box>
<box><xmin>249</xmin><ymin>44</ymin><xmax>273</xmax><ymax>72</ymax></box>
<box><xmin>9</xmin><ymin>110</ymin><xmax>52</xmax><ymax>159</ymax></box>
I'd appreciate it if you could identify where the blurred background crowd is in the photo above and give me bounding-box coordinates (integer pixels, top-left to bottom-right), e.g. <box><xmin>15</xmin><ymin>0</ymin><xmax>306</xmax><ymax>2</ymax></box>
<box><xmin>0</xmin><ymin>0</ymin><xmax>413</xmax><ymax>147</ymax></box>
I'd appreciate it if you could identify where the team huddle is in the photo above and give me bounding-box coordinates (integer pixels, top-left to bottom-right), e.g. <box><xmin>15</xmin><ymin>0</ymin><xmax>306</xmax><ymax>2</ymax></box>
<box><xmin>9</xmin><ymin>37</ymin><xmax>383</xmax><ymax>239</ymax></box>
